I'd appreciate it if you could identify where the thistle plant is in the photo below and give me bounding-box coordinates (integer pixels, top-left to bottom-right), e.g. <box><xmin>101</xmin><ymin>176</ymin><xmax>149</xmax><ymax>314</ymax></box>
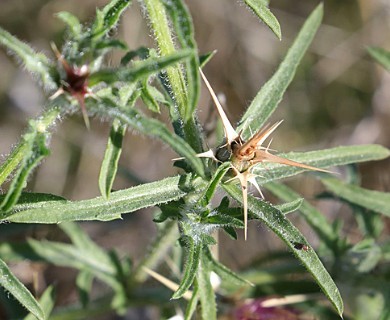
<box><xmin>0</xmin><ymin>1</ymin><xmax>389</xmax><ymax>319</ymax></box>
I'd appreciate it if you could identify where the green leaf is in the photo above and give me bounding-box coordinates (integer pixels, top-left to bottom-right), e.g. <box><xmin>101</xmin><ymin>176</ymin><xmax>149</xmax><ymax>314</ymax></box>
<box><xmin>92</xmin><ymin>99</ymin><xmax>205</xmax><ymax>177</ymax></box>
<box><xmin>89</xmin><ymin>49</ymin><xmax>193</xmax><ymax>85</ymax></box>
<box><xmin>3</xmin><ymin>175</ymin><xmax>192</xmax><ymax>223</ymax></box>
<box><xmin>205</xmin><ymin>214</ymin><xmax>244</xmax><ymax>228</ymax></box>
<box><xmin>367</xmin><ymin>47</ymin><xmax>390</xmax><ymax>71</ymax></box>
<box><xmin>142</xmin><ymin>0</ymin><xmax>203</xmax><ymax>154</ymax></box>
<box><xmin>237</xmin><ymin>3</ymin><xmax>323</xmax><ymax>139</ymax></box>
<box><xmin>0</xmin><ymin>26</ymin><xmax>56</xmax><ymax>90</ymax></box>
<box><xmin>199</xmin><ymin>162</ymin><xmax>230</xmax><ymax>207</ymax></box>
<box><xmin>342</xmin><ymin>239</ymin><xmax>382</xmax><ymax>273</ymax></box>
<box><xmin>99</xmin><ymin>120</ymin><xmax>126</xmax><ymax>199</ymax></box>
<box><xmin>59</xmin><ymin>222</ymin><xmax>107</xmax><ymax>257</ymax></box>
<box><xmin>76</xmin><ymin>271</ymin><xmax>94</xmax><ymax>308</ymax></box>
<box><xmin>252</xmin><ymin>145</ymin><xmax>390</xmax><ymax>184</ymax></box>
<box><xmin>320</xmin><ymin>177</ymin><xmax>390</xmax><ymax>217</ymax></box>
<box><xmin>223</xmin><ymin>184</ymin><xmax>344</xmax><ymax>317</ymax></box>
<box><xmin>24</xmin><ymin>286</ymin><xmax>56</xmax><ymax>320</ymax></box>
<box><xmin>265</xmin><ymin>182</ymin><xmax>340</xmax><ymax>251</ymax></box>
<box><xmin>184</xmin><ymin>284</ymin><xmax>199</xmax><ymax>320</ymax></box>
<box><xmin>102</xmin><ymin>0</ymin><xmax>132</xmax><ymax>29</ymax></box>
<box><xmin>172</xmin><ymin>237</ymin><xmax>201</xmax><ymax>299</ymax></box>
<box><xmin>92</xmin><ymin>0</ymin><xmax>132</xmax><ymax>39</ymax></box>
<box><xmin>204</xmin><ymin>248</ymin><xmax>251</xmax><ymax>286</ymax></box>
<box><xmin>0</xmin><ymin>142</ymin><xmax>28</xmax><ymax>187</ymax></box>
<box><xmin>143</xmin><ymin>0</ymin><xmax>188</xmax><ymax>115</ymax></box>
<box><xmin>163</xmin><ymin>0</ymin><xmax>200</xmax><ymax>120</ymax></box>
<box><xmin>26</xmin><ymin>239</ymin><xmax>119</xmax><ymax>289</ymax></box>
<box><xmin>56</xmin><ymin>12</ymin><xmax>83</xmax><ymax>38</ymax></box>
<box><xmin>0</xmin><ymin>258</ymin><xmax>44</xmax><ymax>320</ymax></box>
<box><xmin>141</xmin><ymin>82</ymin><xmax>161</xmax><ymax>113</ymax></box>
<box><xmin>275</xmin><ymin>198</ymin><xmax>303</xmax><ymax>215</ymax></box>
<box><xmin>0</xmin><ymin>108</ymin><xmax>59</xmax><ymax>214</ymax></box>
<box><xmin>0</xmin><ymin>132</ymin><xmax>50</xmax><ymax>215</ymax></box>
<box><xmin>199</xmin><ymin>50</ymin><xmax>217</xmax><ymax>68</ymax></box>
<box><xmin>197</xmin><ymin>251</ymin><xmax>217</xmax><ymax>320</ymax></box>
<box><xmin>95</xmin><ymin>39</ymin><xmax>128</xmax><ymax>51</ymax></box>
<box><xmin>244</xmin><ymin>0</ymin><xmax>281</xmax><ymax>40</ymax></box>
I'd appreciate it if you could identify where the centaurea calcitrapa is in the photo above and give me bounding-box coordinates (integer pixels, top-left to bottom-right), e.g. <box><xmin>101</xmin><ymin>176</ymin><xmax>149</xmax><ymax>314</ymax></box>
<box><xmin>50</xmin><ymin>43</ymin><xmax>92</xmax><ymax>129</ymax></box>
<box><xmin>199</xmin><ymin>69</ymin><xmax>331</xmax><ymax>240</ymax></box>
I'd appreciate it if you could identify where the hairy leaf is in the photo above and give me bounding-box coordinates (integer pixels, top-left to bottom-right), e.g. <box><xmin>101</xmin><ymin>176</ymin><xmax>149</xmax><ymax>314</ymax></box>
<box><xmin>224</xmin><ymin>184</ymin><xmax>344</xmax><ymax>317</ymax></box>
<box><xmin>99</xmin><ymin>120</ymin><xmax>126</xmax><ymax>199</ymax></box>
<box><xmin>163</xmin><ymin>0</ymin><xmax>200</xmax><ymax>120</ymax></box>
<box><xmin>0</xmin><ymin>26</ymin><xmax>56</xmax><ymax>90</ymax></box>
<box><xmin>56</xmin><ymin>12</ymin><xmax>83</xmax><ymax>38</ymax></box>
<box><xmin>252</xmin><ymin>145</ymin><xmax>390</xmax><ymax>184</ymax></box>
<box><xmin>92</xmin><ymin>0</ymin><xmax>132</xmax><ymax>39</ymax></box>
<box><xmin>89</xmin><ymin>49</ymin><xmax>193</xmax><ymax>85</ymax></box>
<box><xmin>275</xmin><ymin>198</ymin><xmax>303</xmax><ymax>215</ymax></box>
<box><xmin>172</xmin><ymin>237</ymin><xmax>201</xmax><ymax>299</ymax></box>
<box><xmin>197</xmin><ymin>251</ymin><xmax>217</xmax><ymax>320</ymax></box>
<box><xmin>237</xmin><ymin>3</ymin><xmax>323</xmax><ymax>139</ymax></box>
<box><xmin>321</xmin><ymin>177</ymin><xmax>390</xmax><ymax>217</ymax></box>
<box><xmin>204</xmin><ymin>248</ymin><xmax>251</xmax><ymax>286</ymax></box>
<box><xmin>0</xmin><ymin>258</ymin><xmax>44</xmax><ymax>320</ymax></box>
<box><xmin>244</xmin><ymin>0</ymin><xmax>281</xmax><ymax>40</ymax></box>
<box><xmin>92</xmin><ymin>100</ymin><xmax>205</xmax><ymax>177</ymax></box>
<box><xmin>265</xmin><ymin>182</ymin><xmax>339</xmax><ymax>251</ymax></box>
<box><xmin>24</xmin><ymin>286</ymin><xmax>56</xmax><ymax>320</ymax></box>
<box><xmin>3</xmin><ymin>175</ymin><xmax>192</xmax><ymax>223</ymax></box>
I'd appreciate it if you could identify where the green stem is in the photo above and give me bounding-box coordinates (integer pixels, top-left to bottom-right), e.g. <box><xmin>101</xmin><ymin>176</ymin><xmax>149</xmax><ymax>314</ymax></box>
<box><xmin>142</xmin><ymin>0</ymin><xmax>203</xmax><ymax>153</ymax></box>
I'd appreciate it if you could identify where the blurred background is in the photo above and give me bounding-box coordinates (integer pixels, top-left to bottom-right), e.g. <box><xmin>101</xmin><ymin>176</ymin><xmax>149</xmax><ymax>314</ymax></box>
<box><xmin>0</xmin><ymin>0</ymin><xmax>390</xmax><ymax>318</ymax></box>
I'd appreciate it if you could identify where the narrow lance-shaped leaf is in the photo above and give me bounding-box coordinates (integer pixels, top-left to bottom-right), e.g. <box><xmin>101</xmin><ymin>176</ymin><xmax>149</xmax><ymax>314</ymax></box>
<box><xmin>0</xmin><ymin>26</ymin><xmax>56</xmax><ymax>90</ymax></box>
<box><xmin>265</xmin><ymin>181</ymin><xmax>339</xmax><ymax>251</ymax></box>
<box><xmin>204</xmin><ymin>247</ymin><xmax>251</xmax><ymax>286</ymax></box>
<box><xmin>91</xmin><ymin>100</ymin><xmax>205</xmax><ymax>177</ymax></box>
<box><xmin>223</xmin><ymin>184</ymin><xmax>344</xmax><ymax>317</ymax></box>
<box><xmin>320</xmin><ymin>176</ymin><xmax>390</xmax><ymax>217</ymax></box>
<box><xmin>76</xmin><ymin>270</ymin><xmax>94</xmax><ymax>308</ymax></box>
<box><xmin>99</xmin><ymin>120</ymin><xmax>127</xmax><ymax>199</ymax></box>
<box><xmin>3</xmin><ymin>175</ymin><xmax>193</xmax><ymax>223</ymax></box>
<box><xmin>56</xmin><ymin>12</ymin><xmax>83</xmax><ymax>38</ymax></box>
<box><xmin>0</xmin><ymin>258</ymin><xmax>44</xmax><ymax>320</ymax></box>
<box><xmin>24</xmin><ymin>286</ymin><xmax>56</xmax><ymax>320</ymax></box>
<box><xmin>237</xmin><ymin>3</ymin><xmax>323</xmax><ymax>139</ymax></box>
<box><xmin>0</xmin><ymin>132</ymin><xmax>49</xmax><ymax>215</ymax></box>
<box><xmin>26</xmin><ymin>239</ymin><xmax>120</xmax><ymax>290</ymax></box>
<box><xmin>199</xmin><ymin>162</ymin><xmax>230</xmax><ymax>207</ymax></box>
<box><xmin>163</xmin><ymin>0</ymin><xmax>200</xmax><ymax>120</ymax></box>
<box><xmin>0</xmin><ymin>107</ymin><xmax>60</xmax><ymax>213</ymax></box>
<box><xmin>197</xmin><ymin>250</ymin><xmax>217</xmax><ymax>320</ymax></box>
<box><xmin>184</xmin><ymin>284</ymin><xmax>199</xmax><ymax>320</ymax></box>
<box><xmin>0</xmin><ymin>142</ymin><xmax>29</xmax><ymax>187</ymax></box>
<box><xmin>367</xmin><ymin>47</ymin><xmax>390</xmax><ymax>71</ymax></box>
<box><xmin>244</xmin><ymin>0</ymin><xmax>281</xmax><ymax>40</ymax></box>
<box><xmin>59</xmin><ymin>222</ymin><xmax>108</xmax><ymax>258</ymax></box>
<box><xmin>89</xmin><ymin>49</ymin><xmax>193</xmax><ymax>85</ymax></box>
<box><xmin>252</xmin><ymin>144</ymin><xmax>390</xmax><ymax>184</ymax></box>
<box><xmin>274</xmin><ymin>197</ymin><xmax>303</xmax><ymax>215</ymax></box>
<box><xmin>172</xmin><ymin>237</ymin><xmax>201</xmax><ymax>299</ymax></box>
<box><xmin>92</xmin><ymin>0</ymin><xmax>132</xmax><ymax>39</ymax></box>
